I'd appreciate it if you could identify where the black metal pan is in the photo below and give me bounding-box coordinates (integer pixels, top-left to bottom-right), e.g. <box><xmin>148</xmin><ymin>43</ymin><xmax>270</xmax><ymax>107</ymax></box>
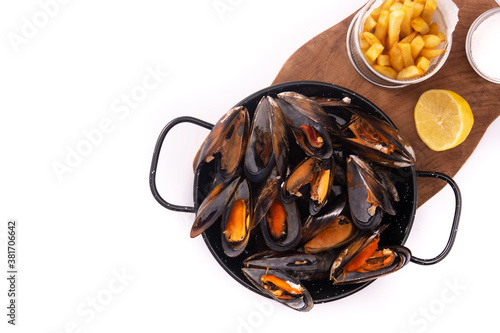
<box><xmin>149</xmin><ymin>81</ymin><xmax>461</xmax><ymax>304</ymax></box>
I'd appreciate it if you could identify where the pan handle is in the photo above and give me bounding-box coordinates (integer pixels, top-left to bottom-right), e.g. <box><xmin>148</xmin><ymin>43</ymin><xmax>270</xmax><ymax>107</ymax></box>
<box><xmin>410</xmin><ymin>171</ymin><xmax>462</xmax><ymax>265</ymax></box>
<box><xmin>149</xmin><ymin>116</ymin><xmax>214</xmax><ymax>213</ymax></box>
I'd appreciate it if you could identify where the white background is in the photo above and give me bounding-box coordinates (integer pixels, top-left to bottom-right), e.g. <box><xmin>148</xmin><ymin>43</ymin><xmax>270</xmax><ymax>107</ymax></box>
<box><xmin>1</xmin><ymin>1</ymin><xmax>499</xmax><ymax>332</ymax></box>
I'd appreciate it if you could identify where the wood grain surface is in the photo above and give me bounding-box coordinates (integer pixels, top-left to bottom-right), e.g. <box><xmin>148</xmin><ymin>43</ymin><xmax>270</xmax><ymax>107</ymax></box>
<box><xmin>273</xmin><ymin>0</ymin><xmax>500</xmax><ymax>207</ymax></box>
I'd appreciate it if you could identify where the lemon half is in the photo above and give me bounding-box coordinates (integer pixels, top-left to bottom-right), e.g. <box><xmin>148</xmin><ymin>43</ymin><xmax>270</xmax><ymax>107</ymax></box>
<box><xmin>414</xmin><ymin>89</ymin><xmax>474</xmax><ymax>151</ymax></box>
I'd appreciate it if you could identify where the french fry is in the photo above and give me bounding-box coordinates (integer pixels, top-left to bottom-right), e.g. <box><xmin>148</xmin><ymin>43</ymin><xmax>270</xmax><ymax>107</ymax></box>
<box><xmin>399</xmin><ymin>42</ymin><xmax>414</xmax><ymax>68</ymax></box>
<box><xmin>389</xmin><ymin>45</ymin><xmax>405</xmax><ymax>72</ymax></box>
<box><xmin>428</xmin><ymin>22</ymin><xmax>440</xmax><ymax>35</ymax></box>
<box><xmin>377</xmin><ymin>54</ymin><xmax>391</xmax><ymax>67</ymax></box>
<box><xmin>387</xmin><ymin>9</ymin><xmax>405</xmax><ymax>50</ymax></box>
<box><xmin>364</xmin><ymin>15</ymin><xmax>378</xmax><ymax>32</ymax></box>
<box><xmin>374</xmin><ymin>9</ymin><xmax>390</xmax><ymax>47</ymax></box>
<box><xmin>410</xmin><ymin>34</ymin><xmax>425</xmax><ymax>59</ymax></box>
<box><xmin>419</xmin><ymin>48</ymin><xmax>446</xmax><ymax>58</ymax></box>
<box><xmin>400</xmin><ymin>0</ymin><xmax>414</xmax><ymax>38</ymax></box>
<box><xmin>422</xmin><ymin>0</ymin><xmax>437</xmax><ymax>24</ymax></box>
<box><xmin>383</xmin><ymin>0</ymin><xmax>396</xmax><ymax>10</ymax></box>
<box><xmin>363</xmin><ymin>31</ymin><xmax>383</xmax><ymax>45</ymax></box>
<box><xmin>390</xmin><ymin>2</ymin><xmax>403</xmax><ymax>11</ymax></box>
<box><xmin>365</xmin><ymin>43</ymin><xmax>385</xmax><ymax>64</ymax></box>
<box><xmin>370</xmin><ymin>4</ymin><xmax>383</xmax><ymax>21</ymax></box>
<box><xmin>411</xmin><ymin>16</ymin><xmax>430</xmax><ymax>35</ymax></box>
<box><xmin>399</xmin><ymin>30</ymin><xmax>417</xmax><ymax>44</ymax></box>
<box><xmin>437</xmin><ymin>31</ymin><xmax>446</xmax><ymax>42</ymax></box>
<box><xmin>397</xmin><ymin>65</ymin><xmax>424</xmax><ymax>80</ymax></box>
<box><xmin>416</xmin><ymin>56</ymin><xmax>431</xmax><ymax>71</ymax></box>
<box><xmin>360</xmin><ymin>35</ymin><xmax>371</xmax><ymax>53</ymax></box>
<box><xmin>373</xmin><ymin>65</ymin><xmax>398</xmax><ymax>79</ymax></box>
<box><xmin>412</xmin><ymin>2</ymin><xmax>425</xmax><ymax>19</ymax></box>
<box><xmin>422</xmin><ymin>34</ymin><xmax>442</xmax><ymax>49</ymax></box>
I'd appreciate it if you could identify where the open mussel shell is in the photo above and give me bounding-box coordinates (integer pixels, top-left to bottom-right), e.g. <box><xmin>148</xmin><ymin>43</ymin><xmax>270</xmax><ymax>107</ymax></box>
<box><xmin>326</xmin><ymin>104</ymin><xmax>415</xmax><ymax>168</ymax></box>
<box><xmin>330</xmin><ymin>224</ymin><xmax>389</xmax><ymax>281</ymax></box>
<box><xmin>242</xmin><ymin>267</ymin><xmax>314</xmax><ymax>312</ymax></box>
<box><xmin>301</xmin><ymin>193</ymin><xmax>347</xmax><ymax>244</ymax></box>
<box><xmin>252</xmin><ymin>171</ymin><xmax>282</xmax><ymax>229</ymax></box>
<box><xmin>332</xmin><ymin>245</ymin><xmax>412</xmax><ymax>285</ymax></box>
<box><xmin>260</xmin><ymin>199</ymin><xmax>302</xmax><ymax>252</ymax></box>
<box><xmin>309</xmin><ymin>156</ymin><xmax>335</xmax><ymax>215</ymax></box>
<box><xmin>303</xmin><ymin>215</ymin><xmax>359</xmax><ymax>254</ymax></box>
<box><xmin>281</xmin><ymin>156</ymin><xmax>334</xmax><ymax>216</ymax></box>
<box><xmin>190</xmin><ymin>177</ymin><xmax>240</xmax><ymax>238</ymax></box>
<box><xmin>221</xmin><ymin>179</ymin><xmax>252</xmax><ymax>257</ymax></box>
<box><xmin>244</xmin><ymin>96</ymin><xmax>277</xmax><ymax>184</ymax></box>
<box><xmin>281</xmin><ymin>156</ymin><xmax>316</xmax><ymax>204</ymax></box>
<box><xmin>347</xmin><ymin>155</ymin><xmax>398</xmax><ymax>230</ymax></box>
<box><xmin>193</xmin><ymin>106</ymin><xmax>250</xmax><ymax>183</ymax></box>
<box><xmin>244</xmin><ymin>250</ymin><xmax>334</xmax><ymax>281</ymax></box>
<box><xmin>277</xmin><ymin>92</ymin><xmax>334</xmax><ymax>129</ymax></box>
<box><xmin>276</xmin><ymin>92</ymin><xmax>333</xmax><ymax>159</ymax></box>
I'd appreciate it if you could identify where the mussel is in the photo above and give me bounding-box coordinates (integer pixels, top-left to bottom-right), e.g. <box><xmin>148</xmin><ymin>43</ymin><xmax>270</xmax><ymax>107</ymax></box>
<box><xmin>281</xmin><ymin>156</ymin><xmax>334</xmax><ymax>215</ymax></box>
<box><xmin>193</xmin><ymin>106</ymin><xmax>250</xmax><ymax>183</ymax></box>
<box><xmin>347</xmin><ymin>155</ymin><xmax>396</xmax><ymax>230</ymax></box>
<box><xmin>330</xmin><ymin>224</ymin><xmax>389</xmax><ymax>282</ymax></box>
<box><xmin>190</xmin><ymin>177</ymin><xmax>240</xmax><ymax>238</ymax></box>
<box><xmin>331</xmin><ymin>244</ymin><xmax>412</xmax><ymax>285</ymax></box>
<box><xmin>300</xmin><ymin>193</ymin><xmax>347</xmax><ymax>244</ymax></box>
<box><xmin>242</xmin><ymin>267</ymin><xmax>313</xmax><ymax>312</ymax></box>
<box><xmin>244</xmin><ymin>250</ymin><xmax>334</xmax><ymax>281</ymax></box>
<box><xmin>250</xmin><ymin>167</ymin><xmax>302</xmax><ymax>251</ymax></box>
<box><xmin>329</xmin><ymin>224</ymin><xmax>411</xmax><ymax>284</ymax></box>
<box><xmin>260</xmin><ymin>199</ymin><xmax>302</xmax><ymax>252</ymax></box>
<box><xmin>325</xmin><ymin>103</ymin><xmax>415</xmax><ymax>167</ymax></box>
<box><xmin>252</xmin><ymin>171</ymin><xmax>282</xmax><ymax>229</ymax></box>
<box><xmin>244</xmin><ymin>96</ymin><xmax>289</xmax><ymax>183</ymax></box>
<box><xmin>303</xmin><ymin>215</ymin><xmax>359</xmax><ymax>254</ymax></box>
<box><xmin>276</xmin><ymin>92</ymin><xmax>333</xmax><ymax>159</ymax></box>
<box><xmin>221</xmin><ymin>179</ymin><xmax>252</xmax><ymax>257</ymax></box>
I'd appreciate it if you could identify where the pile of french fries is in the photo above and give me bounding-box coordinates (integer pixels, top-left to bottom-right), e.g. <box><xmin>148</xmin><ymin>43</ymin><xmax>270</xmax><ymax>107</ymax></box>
<box><xmin>360</xmin><ymin>0</ymin><xmax>447</xmax><ymax>80</ymax></box>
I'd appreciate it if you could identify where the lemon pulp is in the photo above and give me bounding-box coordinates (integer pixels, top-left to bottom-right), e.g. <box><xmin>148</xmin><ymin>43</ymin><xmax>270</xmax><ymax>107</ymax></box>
<box><xmin>414</xmin><ymin>89</ymin><xmax>474</xmax><ymax>151</ymax></box>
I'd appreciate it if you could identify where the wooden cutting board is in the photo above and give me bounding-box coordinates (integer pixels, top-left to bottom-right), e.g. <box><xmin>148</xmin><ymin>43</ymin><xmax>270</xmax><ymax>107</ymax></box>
<box><xmin>273</xmin><ymin>0</ymin><xmax>500</xmax><ymax>207</ymax></box>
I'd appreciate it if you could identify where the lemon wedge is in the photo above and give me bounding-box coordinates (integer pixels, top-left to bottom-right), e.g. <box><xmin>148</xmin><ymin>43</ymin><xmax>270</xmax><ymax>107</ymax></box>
<box><xmin>414</xmin><ymin>89</ymin><xmax>474</xmax><ymax>151</ymax></box>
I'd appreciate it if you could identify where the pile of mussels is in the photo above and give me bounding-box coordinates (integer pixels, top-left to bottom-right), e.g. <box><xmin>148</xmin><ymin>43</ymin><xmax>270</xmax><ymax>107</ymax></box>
<box><xmin>190</xmin><ymin>91</ymin><xmax>415</xmax><ymax>311</ymax></box>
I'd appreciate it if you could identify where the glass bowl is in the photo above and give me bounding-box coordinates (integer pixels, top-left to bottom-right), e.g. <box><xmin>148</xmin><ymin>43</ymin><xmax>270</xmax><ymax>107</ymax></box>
<box><xmin>466</xmin><ymin>7</ymin><xmax>500</xmax><ymax>84</ymax></box>
<box><xmin>347</xmin><ymin>0</ymin><xmax>453</xmax><ymax>88</ymax></box>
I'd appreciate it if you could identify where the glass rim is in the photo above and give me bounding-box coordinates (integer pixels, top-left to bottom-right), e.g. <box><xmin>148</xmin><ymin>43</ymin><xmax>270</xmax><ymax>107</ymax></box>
<box><xmin>465</xmin><ymin>7</ymin><xmax>500</xmax><ymax>84</ymax></box>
